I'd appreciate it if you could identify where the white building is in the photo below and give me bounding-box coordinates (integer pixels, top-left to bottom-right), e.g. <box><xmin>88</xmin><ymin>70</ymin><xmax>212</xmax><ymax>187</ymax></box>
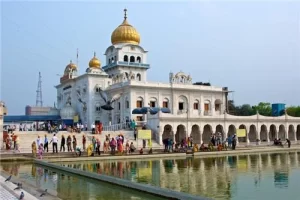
<box><xmin>56</xmin><ymin>9</ymin><xmax>300</xmax><ymax>145</ymax></box>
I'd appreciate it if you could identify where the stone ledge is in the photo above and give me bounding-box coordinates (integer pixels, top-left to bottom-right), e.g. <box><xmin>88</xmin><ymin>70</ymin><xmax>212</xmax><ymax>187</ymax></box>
<box><xmin>35</xmin><ymin>160</ymin><xmax>210</xmax><ymax>200</ymax></box>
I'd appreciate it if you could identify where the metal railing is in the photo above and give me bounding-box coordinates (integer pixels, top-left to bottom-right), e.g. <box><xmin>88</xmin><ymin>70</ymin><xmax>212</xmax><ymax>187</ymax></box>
<box><xmin>102</xmin><ymin>122</ymin><xmax>130</xmax><ymax>132</ymax></box>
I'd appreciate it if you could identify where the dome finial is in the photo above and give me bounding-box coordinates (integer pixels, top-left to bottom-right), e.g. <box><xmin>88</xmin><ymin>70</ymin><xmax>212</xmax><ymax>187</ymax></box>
<box><xmin>124</xmin><ymin>8</ymin><xmax>127</xmax><ymax>20</ymax></box>
<box><xmin>94</xmin><ymin>51</ymin><xmax>96</xmax><ymax>57</ymax></box>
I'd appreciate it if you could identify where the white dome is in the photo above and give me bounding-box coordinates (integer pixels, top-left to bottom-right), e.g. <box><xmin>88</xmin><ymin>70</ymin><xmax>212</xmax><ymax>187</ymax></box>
<box><xmin>60</xmin><ymin>104</ymin><xmax>76</xmax><ymax>119</ymax></box>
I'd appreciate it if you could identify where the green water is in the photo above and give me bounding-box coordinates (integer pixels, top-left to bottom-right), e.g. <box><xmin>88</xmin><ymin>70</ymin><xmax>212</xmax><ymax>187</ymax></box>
<box><xmin>59</xmin><ymin>151</ymin><xmax>300</xmax><ymax>200</ymax></box>
<box><xmin>0</xmin><ymin>162</ymin><xmax>164</xmax><ymax>200</ymax></box>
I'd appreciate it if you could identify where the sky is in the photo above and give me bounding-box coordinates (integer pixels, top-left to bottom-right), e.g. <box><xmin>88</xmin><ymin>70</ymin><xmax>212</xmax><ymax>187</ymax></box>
<box><xmin>1</xmin><ymin>0</ymin><xmax>300</xmax><ymax>115</ymax></box>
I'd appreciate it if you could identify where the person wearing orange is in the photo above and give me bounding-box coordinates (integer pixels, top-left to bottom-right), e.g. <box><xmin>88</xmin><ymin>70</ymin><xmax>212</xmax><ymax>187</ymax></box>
<box><xmin>99</xmin><ymin>122</ymin><xmax>103</xmax><ymax>134</ymax></box>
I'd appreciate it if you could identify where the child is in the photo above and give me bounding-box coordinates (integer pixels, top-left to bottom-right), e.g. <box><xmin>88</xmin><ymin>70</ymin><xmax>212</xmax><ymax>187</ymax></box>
<box><xmin>32</xmin><ymin>141</ymin><xmax>37</xmax><ymax>158</ymax></box>
<box><xmin>38</xmin><ymin>143</ymin><xmax>44</xmax><ymax>159</ymax></box>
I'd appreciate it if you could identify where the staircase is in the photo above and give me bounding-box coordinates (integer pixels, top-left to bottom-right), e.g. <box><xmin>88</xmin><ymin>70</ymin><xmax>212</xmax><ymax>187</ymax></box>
<box><xmin>2</xmin><ymin>129</ymin><xmax>162</xmax><ymax>153</ymax></box>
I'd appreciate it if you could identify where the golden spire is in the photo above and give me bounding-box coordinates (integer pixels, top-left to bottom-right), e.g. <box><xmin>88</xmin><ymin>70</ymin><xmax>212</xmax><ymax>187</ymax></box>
<box><xmin>89</xmin><ymin>52</ymin><xmax>101</xmax><ymax>68</ymax></box>
<box><xmin>124</xmin><ymin>8</ymin><xmax>127</xmax><ymax>20</ymax></box>
<box><xmin>111</xmin><ymin>9</ymin><xmax>140</xmax><ymax>45</ymax></box>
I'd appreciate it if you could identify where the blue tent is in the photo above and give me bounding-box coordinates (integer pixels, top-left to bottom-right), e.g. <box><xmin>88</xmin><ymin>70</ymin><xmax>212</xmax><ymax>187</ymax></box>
<box><xmin>132</xmin><ymin>108</ymin><xmax>142</xmax><ymax>114</ymax></box>
<box><xmin>4</xmin><ymin>115</ymin><xmax>61</xmax><ymax>122</ymax></box>
<box><xmin>132</xmin><ymin>107</ymin><xmax>171</xmax><ymax>115</ymax></box>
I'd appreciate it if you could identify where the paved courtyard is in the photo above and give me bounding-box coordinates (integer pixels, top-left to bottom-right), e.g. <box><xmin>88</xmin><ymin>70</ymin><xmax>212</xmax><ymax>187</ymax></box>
<box><xmin>0</xmin><ymin>184</ymin><xmax>17</xmax><ymax>200</ymax></box>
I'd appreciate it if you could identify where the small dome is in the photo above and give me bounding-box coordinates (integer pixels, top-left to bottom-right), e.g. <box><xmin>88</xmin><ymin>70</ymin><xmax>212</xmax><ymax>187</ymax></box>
<box><xmin>64</xmin><ymin>60</ymin><xmax>77</xmax><ymax>75</ymax></box>
<box><xmin>111</xmin><ymin>9</ymin><xmax>140</xmax><ymax>45</ymax></box>
<box><xmin>60</xmin><ymin>104</ymin><xmax>76</xmax><ymax>119</ymax></box>
<box><xmin>89</xmin><ymin>52</ymin><xmax>101</xmax><ymax>68</ymax></box>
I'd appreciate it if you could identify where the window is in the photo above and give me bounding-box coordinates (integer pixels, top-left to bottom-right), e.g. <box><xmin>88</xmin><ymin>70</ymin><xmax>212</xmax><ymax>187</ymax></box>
<box><xmin>150</xmin><ymin>101</ymin><xmax>156</xmax><ymax>107</ymax></box>
<box><xmin>215</xmin><ymin>104</ymin><xmax>220</xmax><ymax>111</ymax></box>
<box><xmin>194</xmin><ymin>102</ymin><xmax>199</xmax><ymax>110</ymax></box>
<box><xmin>163</xmin><ymin>101</ymin><xmax>168</xmax><ymax>108</ymax></box>
<box><xmin>126</xmin><ymin>100</ymin><xmax>129</xmax><ymax>109</ymax></box>
<box><xmin>136</xmin><ymin>100</ymin><xmax>143</xmax><ymax>108</ymax></box>
<box><xmin>96</xmin><ymin>106</ymin><xmax>101</xmax><ymax>111</ymax></box>
<box><xmin>179</xmin><ymin>102</ymin><xmax>184</xmax><ymax>110</ymax></box>
<box><xmin>96</xmin><ymin>88</ymin><xmax>99</xmax><ymax>92</ymax></box>
<box><xmin>136</xmin><ymin>116</ymin><xmax>143</xmax><ymax>121</ymax></box>
<box><xmin>137</xmin><ymin>56</ymin><xmax>141</xmax><ymax>63</ymax></box>
<box><xmin>124</xmin><ymin>55</ymin><xmax>128</xmax><ymax>62</ymax></box>
<box><xmin>130</xmin><ymin>56</ymin><xmax>135</xmax><ymax>62</ymax></box>
<box><xmin>204</xmin><ymin>103</ymin><xmax>209</xmax><ymax>111</ymax></box>
<box><xmin>118</xmin><ymin>102</ymin><xmax>121</xmax><ymax>110</ymax></box>
<box><xmin>136</xmin><ymin>73</ymin><xmax>141</xmax><ymax>81</ymax></box>
<box><xmin>108</xmin><ymin>59</ymin><xmax>111</xmax><ymax>64</ymax></box>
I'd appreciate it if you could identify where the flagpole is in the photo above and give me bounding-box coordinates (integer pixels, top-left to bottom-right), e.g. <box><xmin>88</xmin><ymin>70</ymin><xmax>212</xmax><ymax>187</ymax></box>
<box><xmin>76</xmin><ymin>48</ymin><xmax>79</xmax><ymax>75</ymax></box>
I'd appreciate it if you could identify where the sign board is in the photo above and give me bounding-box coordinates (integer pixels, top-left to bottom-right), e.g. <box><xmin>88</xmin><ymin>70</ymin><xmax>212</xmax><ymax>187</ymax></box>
<box><xmin>237</xmin><ymin>129</ymin><xmax>246</xmax><ymax>137</ymax></box>
<box><xmin>73</xmin><ymin>115</ymin><xmax>79</xmax><ymax>123</ymax></box>
<box><xmin>138</xmin><ymin>130</ymin><xmax>152</xmax><ymax>139</ymax></box>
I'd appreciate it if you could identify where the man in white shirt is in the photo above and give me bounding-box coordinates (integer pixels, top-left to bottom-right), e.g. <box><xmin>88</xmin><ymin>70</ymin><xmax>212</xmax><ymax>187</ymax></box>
<box><xmin>51</xmin><ymin>134</ymin><xmax>58</xmax><ymax>153</ymax></box>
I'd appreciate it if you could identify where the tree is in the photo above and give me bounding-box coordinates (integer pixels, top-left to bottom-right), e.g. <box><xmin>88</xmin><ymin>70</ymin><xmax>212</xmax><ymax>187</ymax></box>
<box><xmin>236</xmin><ymin>104</ymin><xmax>256</xmax><ymax>116</ymax></box>
<box><xmin>252</xmin><ymin>102</ymin><xmax>272</xmax><ymax>116</ymax></box>
<box><xmin>286</xmin><ymin>106</ymin><xmax>300</xmax><ymax>117</ymax></box>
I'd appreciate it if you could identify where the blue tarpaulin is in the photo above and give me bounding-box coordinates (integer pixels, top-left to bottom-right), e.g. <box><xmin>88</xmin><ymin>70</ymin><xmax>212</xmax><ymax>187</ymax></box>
<box><xmin>4</xmin><ymin>115</ymin><xmax>61</xmax><ymax>122</ymax></box>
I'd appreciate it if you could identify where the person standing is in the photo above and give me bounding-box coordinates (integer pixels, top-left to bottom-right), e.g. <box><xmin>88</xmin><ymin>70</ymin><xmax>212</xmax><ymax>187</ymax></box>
<box><xmin>72</xmin><ymin>135</ymin><xmax>77</xmax><ymax>152</ymax></box>
<box><xmin>82</xmin><ymin>135</ymin><xmax>86</xmax><ymax>151</ymax></box>
<box><xmin>37</xmin><ymin>136</ymin><xmax>41</xmax><ymax>148</ymax></box>
<box><xmin>96</xmin><ymin>138</ymin><xmax>101</xmax><ymax>155</ymax></box>
<box><xmin>67</xmin><ymin>135</ymin><xmax>72</xmax><ymax>152</ymax></box>
<box><xmin>60</xmin><ymin>135</ymin><xmax>66</xmax><ymax>152</ymax></box>
<box><xmin>51</xmin><ymin>134</ymin><xmax>58</xmax><ymax>153</ymax></box>
<box><xmin>134</xmin><ymin>128</ymin><xmax>137</xmax><ymax>141</ymax></box>
<box><xmin>285</xmin><ymin>139</ymin><xmax>291</xmax><ymax>148</ymax></box>
<box><xmin>44</xmin><ymin>135</ymin><xmax>49</xmax><ymax>152</ymax></box>
<box><xmin>232</xmin><ymin>134</ymin><xmax>237</xmax><ymax>150</ymax></box>
<box><xmin>32</xmin><ymin>141</ymin><xmax>37</xmax><ymax>157</ymax></box>
<box><xmin>15</xmin><ymin>135</ymin><xmax>20</xmax><ymax>153</ymax></box>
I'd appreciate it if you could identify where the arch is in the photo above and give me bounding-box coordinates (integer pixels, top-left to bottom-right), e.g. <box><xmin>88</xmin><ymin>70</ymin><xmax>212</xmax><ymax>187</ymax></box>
<box><xmin>137</xmin><ymin>56</ymin><xmax>141</xmax><ymax>63</ymax></box>
<box><xmin>136</xmin><ymin>96</ymin><xmax>143</xmax><ymax>108</ymax></box>
<box><xmin>108</xmin><ymin>58</ymin><xmax>111</xmax><ymax>64</ymax></box>
<box><xmin>162</xmin><ymin>125</ymin><xmax>173</xmax><ymax>140</ymax></box>
<box><xmin>216</xmin><ymin>124</ymin><xmax>224</xmax><ymax>141</ymax></box>
<box><xmin>178</xmin><ymin>95</ymin><xmax>188</xmax><ymax>111</ymax></box>
<box><xmin>288</xmin><ymin>125</ymin><xmax>295</xmax><ymax>141</ymax></box>
<box><xmin>114</xmin><ymin>56</ymin><xmax>116</xmax><ymax>62</ymax></box>
<box><xmin>227</xmin><ymin>124</ymin><xmax>236</xmax><ymax>137</ymax></box>
<box><xmin>214</xmin><ymin>99</ymin><xmax>222</xmax><ymax>112</ymax></box>
<box><xmin>260</xmin><ymin>125</ymin><xmax>268</xmax><ymax>142</ymax></box>
<box><xmin>175</xmin><ymin>125</ymin><xmax>186</xmax><ymax>143</ymax></box>
<box><xmin>297</xmin><ymin>125</ymin><xmax>300</xmax><ymax>140</ymax></box>
<box><xmin>269</xmin><ymin>124</ymin><xmax>277</xmax><ymax>141</ymax></box>
<box><xmin>125</xmin><ymin>72</ymin><xmax>129</xmax><ymax>79</ymax></box>
<box><xmin>162</xmin><ymin>98</ymin><xmax>169</xmax><ymax>108</ymax></box>
<box><xmin>193</xmin><ymin>99</ymin><xmax>200</xmax><ymax>110</ymax></box>
<box><xmin>149</xmin><ymin>97</ymin><xmax>157</xmax><ymax>107</ymax></box>
<box><xmin>248</xmin><ymin>125</ymin><xmax>257</xmax><ymax>142</ymax></box>
<box><xmin>238</xmin><ymin>124</ymin><xmax>247</xmax><ymax>142</ymax></box>
<box><xmin>124</xmin><ymin>55</ymin><xmax>128</xmax><ymax>62</ymax></box>
<box><xmin>191</xmin><ymin>125</ymin><xmax>201</xmax><ymax>144</ymax></box>
<box><xmin>111</xmin><ymin>57</ymin><xmax>114</xmax><ymax>62</ymax></box>
<box><xmin>136</xmin><ymin>73</ymin><xmax>141</xmax><ymax>81</ymax></box>
<box><xmin>204</xmin><ymin>100</ymin><xmax>211</xmax><ymax>115</ymax></box>
<box><xmin>278</xmin><ymin>125</ymin><xmax>285</xmax><ymax>140</ymax></box>
<box><xmin>130</xmin><ymin>56</ymin><xmax>135</xmax><ymax>62</ymax></box>
<box><xmin>202</xmin><ymin>124</ymin><xmax>212</xmax><ymax>144</ymax></box>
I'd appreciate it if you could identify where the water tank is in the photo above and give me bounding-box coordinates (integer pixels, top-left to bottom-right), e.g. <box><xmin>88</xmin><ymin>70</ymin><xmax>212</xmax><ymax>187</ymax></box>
<box><xmin>272</xmin><ymin>103</ymin><xmax>285</xmax><ymax>116</ymax></box>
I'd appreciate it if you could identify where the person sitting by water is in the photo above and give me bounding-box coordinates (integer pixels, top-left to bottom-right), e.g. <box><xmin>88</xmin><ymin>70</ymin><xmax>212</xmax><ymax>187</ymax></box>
<box><xmin>87</xmin><ymin>144</ymin><xmax>93</xmax><ymax>156</ymax></box>
<box><xmin>129</xmin><ymin>142</ymin><xmax>136</xmax><ymax>153</ymax></box>
<box><xmin>193</xmin><ymin>144</ymin><xmax>199</xmax><ymax>152</ymax></box>
<box><xmin>76</xmin><ymin>146</ymin><xmax>82</xmax><ymax>156</ymax></box>
<box><xmin>139</xmin><ymin>148</ymin><xmax>143</xmax><ymax>154</ymax></box>
<box><xmin>274</xmin><ymin>138</ymin><xmax>278</xmax><ymax>145</ymax></box>
<box><xmin>148</xmin><ymin>148</ymin><xmax>153</xmax><ymax>154</ymax></box>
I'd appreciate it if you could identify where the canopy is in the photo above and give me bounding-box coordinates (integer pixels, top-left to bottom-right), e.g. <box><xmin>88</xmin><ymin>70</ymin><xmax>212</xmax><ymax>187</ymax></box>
<box><xmin>131</xmin><ymin>107</ymin><xmax>171</xmax><ymax>115</ymax></box>
<box><xmin>4</xmin><ymin>115</ymin><xmax>61</xmax><ymax>122</ymax></box>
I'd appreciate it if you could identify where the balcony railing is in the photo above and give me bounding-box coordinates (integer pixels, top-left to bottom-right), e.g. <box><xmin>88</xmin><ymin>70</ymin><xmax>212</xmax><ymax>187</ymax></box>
<box><xmin>204</xmin><ymin>110</ymin><xmax>212</xmax><ymax>116</ymax></box>
<box><xmin>102</xmin><ymin>122</ymin><xmax>130</xmax><ymax>132</ymax></box>
<box><xmin>102</xmin><ymin>61</ymin><xmax>150</xmax><ymax>70</ymax></box>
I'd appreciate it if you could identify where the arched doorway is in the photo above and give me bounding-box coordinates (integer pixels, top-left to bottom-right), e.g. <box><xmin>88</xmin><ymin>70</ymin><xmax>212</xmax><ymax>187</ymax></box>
<box><xmin>202</xmin><ymin>124</ymin><xmax>212</xmax><ymax>143</ymax></box>
<box><xmin>175</xmin><ymin>125</ymin><xmax>186</xmax><ymax>143</ymax></box>
<box><xmin>288</xmin><ymin>125</ymin><xmax>295</xmax><ymax>141</ymax></box>
<box><xmin>248</xmin><ymin>125</ymin><xmax>257</xmax><ymax>142</ymax></box>
<box><xmin>216</xmin><ymin>124</ymin><xmax>224</xmax><ymax>141</ymax></box>
<box><xmin>162</xmin><ymin>125</ymin><xmax>173</xmax><ymax>140</ymax></box>
<box><xmin>269</xmin><ymin>124</ymin><xmax>277</xmax><ymax>141</ymax></box>
<box><xmin>238</xmin><ymin>124</ymin><xmax>247</xmax><ymax>142</ymax></box>
<box><xmin>260</xmin><ymin>125</ymin><xmax>268</xmax><ymax>142</ymax></box>
<box><xmin>227</xmin><ymin>124</ymin><xmax>236</xmax><ymax>138</ymax></box>
<box><xmin>191</xmin><ymin>125</ymin><xmax>201</xmax><ymax>144</ymax></box>
<box><xmin>278</xmin><ymin>125</ymin><xmax>285</xmax><ymax>140</ymax></box>
<box><xmin>297</xmin><ymin>125</ymin><xmax>300</xmax><ymax>140</ymax></box>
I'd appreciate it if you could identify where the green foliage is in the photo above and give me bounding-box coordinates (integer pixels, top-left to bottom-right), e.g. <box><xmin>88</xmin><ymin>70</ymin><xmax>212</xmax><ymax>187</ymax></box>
<box><xmin>252</xmin><ymin>102</ymin><xmax>272</xmax><ymax>116</ymax></box>
<box><xmin>286</xmin><ymin>106</ymin><xmax>300</xmax><ymax>117</ymax></box>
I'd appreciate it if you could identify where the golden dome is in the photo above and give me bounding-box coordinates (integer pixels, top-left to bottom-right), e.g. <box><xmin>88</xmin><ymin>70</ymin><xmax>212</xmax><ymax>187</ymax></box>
<box><xmin>64</xmin><ymin>60</ymin><xmax>77</xmax><ymax>74</ymax></box>
<box><xmin>89</xmin><ymin>52</ymin><xmax>101</xmax><ymax>68</ymax></box>
<box><xmin>111</xmin><ymin>9</ymin><xmax>140</xmax><ymax>45</ymax></box>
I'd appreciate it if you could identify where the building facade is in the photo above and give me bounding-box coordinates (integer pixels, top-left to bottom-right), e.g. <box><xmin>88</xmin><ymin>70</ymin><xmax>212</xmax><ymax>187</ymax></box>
<box><xmin>55</xmin><ymin>9</ymin><xmax>300</xmax><ymax>144</ymax></box>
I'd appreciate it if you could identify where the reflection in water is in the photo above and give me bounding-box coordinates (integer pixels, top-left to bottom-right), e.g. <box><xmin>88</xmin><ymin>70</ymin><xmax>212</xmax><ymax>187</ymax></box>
<box><xmin>0</xmin><ymin>162</ymin><xmax>163</xmax><ymax>200</ymax></box>
<box><xmin>60</xmin><ymin>151</ymin><xmax>300</xmax><ymax>200</ymax></box>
